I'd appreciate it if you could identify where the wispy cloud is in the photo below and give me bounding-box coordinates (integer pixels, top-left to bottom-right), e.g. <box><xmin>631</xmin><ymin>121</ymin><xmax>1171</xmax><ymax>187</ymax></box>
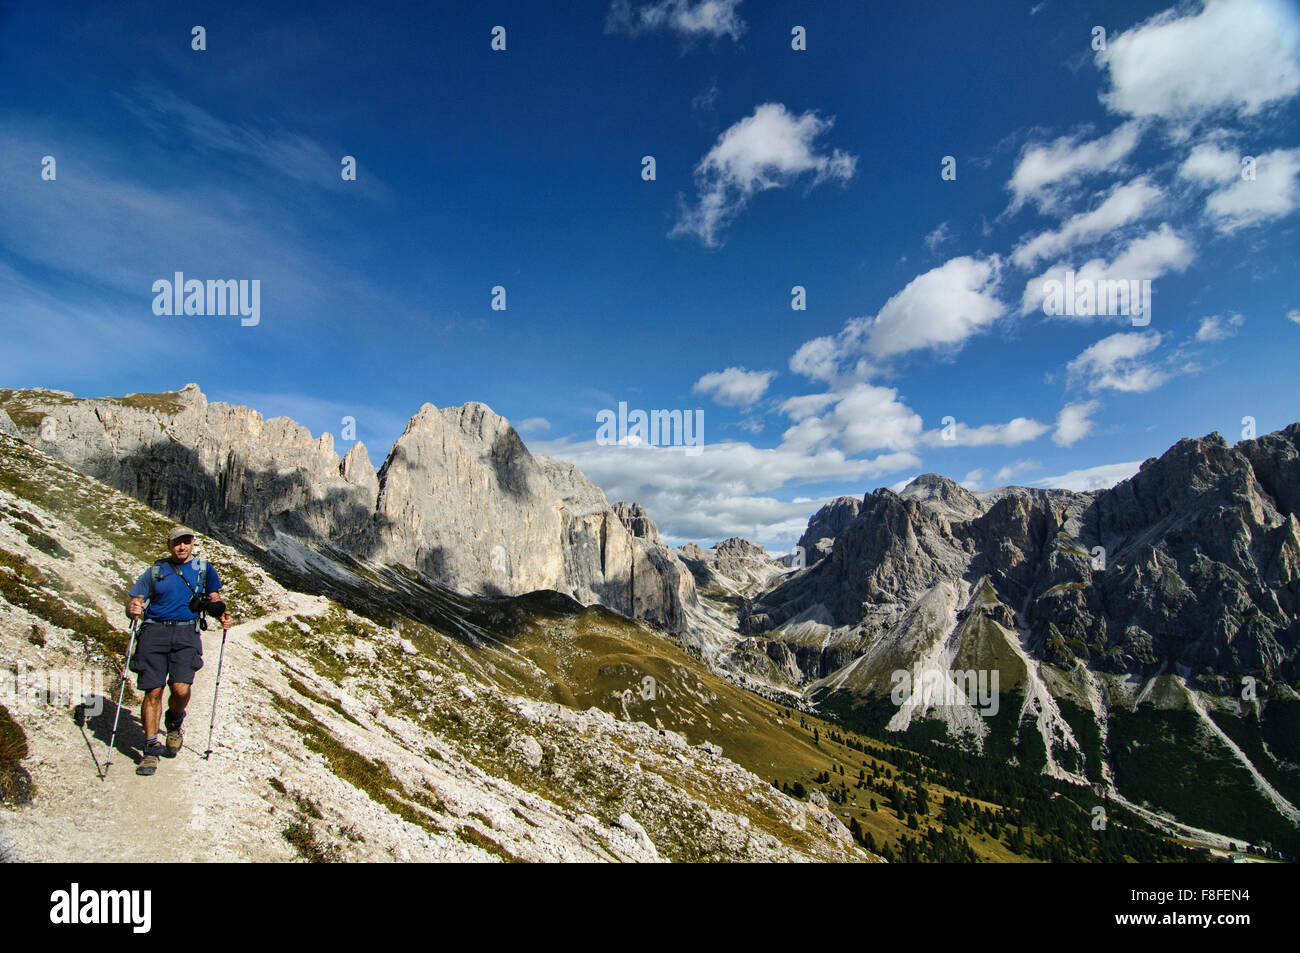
<box><xmin>1195</xmin><ymin>313</ymin><xmax>1245</xmax><ymax>341</ymax></box>
<box><xmin>1011</xmin><ymin>177</ymin><xmax>1163</xmax><ymax>269</ymax></box>
<box><xmin>693</xmin><ymin>366</ymin><xmax>775</xmax><ymax>407</ymax></box>
<box><xmin>1021</xmin><ymin>224</ymin><xmax>1194</xmax><ymax>316</ymax></box>
<box><xmin>117</xmin><ymin>86</ymin><xmax>391</xmax><ymax>200</ymax></box>
<box><xmin>672</xmin><ymin>103</ymin><xmax>856</xmax><ymax>246</ymax></box>
<box><xmin>606</xmin><ymin>0</ymin><xmax>746</xmax><ymax>41</ymax></box>
<box><xmin>1067</xmin><ymin>331</ymin><xmax>1169</xmax><ymax>393</ymax></box>
<box><xmin>1007</xmin><ymin>122</ymin><xmax>1142</xmax><ymax>212</ymax></box>
<box><xmin>1033</xmin><ymin>460</ymin><xmax>1141</xmax><ymax>491</ymax></box>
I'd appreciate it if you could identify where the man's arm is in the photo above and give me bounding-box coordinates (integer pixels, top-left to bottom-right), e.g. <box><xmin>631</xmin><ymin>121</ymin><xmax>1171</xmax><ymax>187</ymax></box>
<box><xmin>126</xmin><ymin>569</ymin><xmax>151</xmax><ymax>619</ymax></box>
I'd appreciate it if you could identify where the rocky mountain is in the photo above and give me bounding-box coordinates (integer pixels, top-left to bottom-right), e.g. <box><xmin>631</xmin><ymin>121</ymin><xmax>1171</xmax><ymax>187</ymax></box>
<box><xmin>678</xmin><ymin>537</ymin><xmax>787</xmax><ymax>598</ymax></box>
<box><xmin>732</xmin><ymin>426</ymin><xmax>1300</xmax><ymax>853</ymax></box>
<box><xmin>744</xmin><ymin>428</ymin><xmax>1300</xmax><ymax>688</ymax></box>
<box><xmin>0</xmin><ymin>385</ymin><xmax>697</xmax><ymax>635</ymax></box>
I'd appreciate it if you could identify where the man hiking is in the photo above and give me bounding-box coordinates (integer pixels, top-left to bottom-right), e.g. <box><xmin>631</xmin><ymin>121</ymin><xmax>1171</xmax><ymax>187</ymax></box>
<box><xmin>124</xmin><ymin>526</ymin><xmax>232</xmax><ymax>776</ymax></box>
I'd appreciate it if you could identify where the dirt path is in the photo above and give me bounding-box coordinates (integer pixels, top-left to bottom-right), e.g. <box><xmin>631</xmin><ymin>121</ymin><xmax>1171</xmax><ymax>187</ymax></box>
<box><xmin>1</xmin><ymin>599</ymin><xmax>328</xmax><ymax>862</ymax></box>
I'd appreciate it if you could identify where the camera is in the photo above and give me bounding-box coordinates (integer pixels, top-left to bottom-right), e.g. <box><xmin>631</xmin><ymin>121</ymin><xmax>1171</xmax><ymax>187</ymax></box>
<box><xmin>189</xmin><ymin>596</ymin><xmax>226</xmax><ymax>631</ymax></box>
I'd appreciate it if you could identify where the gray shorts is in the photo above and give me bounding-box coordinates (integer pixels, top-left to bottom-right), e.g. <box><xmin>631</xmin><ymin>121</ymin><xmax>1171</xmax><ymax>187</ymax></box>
<box><xmin>129</xmin><ymin>621</ymin><xmax>204</xmax><ymax>691</ymax></box>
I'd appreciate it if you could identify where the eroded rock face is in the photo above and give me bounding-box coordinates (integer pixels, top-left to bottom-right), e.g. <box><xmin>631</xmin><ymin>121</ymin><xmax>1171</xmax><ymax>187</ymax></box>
<box><xmin>797</xmin><ymin>496</ymin><xmax>862</xmax><ymax>563</ymax></box>
<box><xmin>745</xmin><ymin>428</ymin><xmax>1300</xmax><ymax>685</ymax></box>
<box><xmin>0</xmin><ymin>385</ymin><xmax>698</xmax><ymax>634</ymax></box>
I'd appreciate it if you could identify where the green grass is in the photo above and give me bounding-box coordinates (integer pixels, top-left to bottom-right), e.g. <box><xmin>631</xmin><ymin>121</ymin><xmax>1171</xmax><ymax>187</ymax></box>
<box><xmin>282</xmin><ymin>819</ymin><xmax>339</xmax><ymax>862</ymax></box>
<box><xmin>266</xmin><ymin>687</ymin><xmax>446</xmax><ymax>836</ymax></box>
<box><xmin>456</xmin><ymin>825</ymin><xmax>522</xmax><ymax>862</ymax></box>
<box><xmin>0</xmin><ymin>388</ymin><xmax>78</xmax><ymax>428</ymax></box>
<box><xmin>100</xmin><ymin>392</ymin><xmax>187</xmax><ymax>416</ymax></box>
<box><xmin>0</xmin><ymin>703</ymin><xmax>31</xmax><ymax>805</ymax></box>
<box><xmin>286</xmin><ymin>675</ymin><xmax>362</xmax><ymax>726</ymax></box>
<box><xmin>0</xmin><ymin>546</ymin><xmax>125</xmax><ymax>656</ymax></box>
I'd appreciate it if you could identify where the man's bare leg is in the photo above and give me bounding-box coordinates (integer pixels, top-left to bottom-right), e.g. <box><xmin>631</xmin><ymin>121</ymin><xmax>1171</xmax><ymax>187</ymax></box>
<box><xmin>168</xmin><ymin>682</ymin><xmax>192</xmax><ymax>717</ymax></box>
<box><xmin>164</xmin><ymin>682</ymin><xmax>191</xmax><ymax>756</ymax></box>
<box><xmin>142</xmin><ymin>687</ymin><xmax>164</xmax><ymax>740</ymax></box>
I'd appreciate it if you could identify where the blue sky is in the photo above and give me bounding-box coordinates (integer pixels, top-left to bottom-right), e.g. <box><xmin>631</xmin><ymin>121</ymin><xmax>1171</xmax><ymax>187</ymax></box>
<box><xmin>2</xmin><ymin>0</ymin><xmax>1298</xmax><ymax>549</ymax></box>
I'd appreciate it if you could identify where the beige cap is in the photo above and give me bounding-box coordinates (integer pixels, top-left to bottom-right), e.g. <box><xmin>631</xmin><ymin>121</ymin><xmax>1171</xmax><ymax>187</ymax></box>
<box><xmin>167</xmin><ymin>525</ymin><xmax>198</xmax><ymax>544</ymax></box>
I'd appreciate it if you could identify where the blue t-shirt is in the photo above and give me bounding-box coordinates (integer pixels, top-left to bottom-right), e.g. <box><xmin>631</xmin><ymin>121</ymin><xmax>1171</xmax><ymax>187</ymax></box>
<box><xmin>129</xmin><ymin>558</ymin><xmax>223</xmax><ymax>622</ymax></box>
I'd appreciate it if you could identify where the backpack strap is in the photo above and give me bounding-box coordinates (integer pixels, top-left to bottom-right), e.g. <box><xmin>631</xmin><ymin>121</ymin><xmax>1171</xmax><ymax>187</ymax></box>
<box><xmin>148</xmin><ymin>561</ymin><xmax>165</xmax><ymax>603</ymax></box>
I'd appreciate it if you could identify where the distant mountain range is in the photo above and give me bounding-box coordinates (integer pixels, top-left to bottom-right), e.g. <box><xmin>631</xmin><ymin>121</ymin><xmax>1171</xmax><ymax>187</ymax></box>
<box><xmin>3</xmin><ymin>384</ymin><xmax>1297</xmax><ymax>854</ymax></box>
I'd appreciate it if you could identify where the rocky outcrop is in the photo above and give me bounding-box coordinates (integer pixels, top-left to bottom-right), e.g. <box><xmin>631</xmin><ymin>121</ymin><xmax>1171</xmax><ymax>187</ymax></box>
<box><xmin>796</xmin><ymin>496</ymin><xmax>862</xmax><ymax>562</ymax></box>
<box><xmin>613</xmin><ymin>501</ymin><xmax>659</xmax><ymax>542</ymax></box>
<box><xmin>0</xmin><ymin>385</ymin><xmax>698</xmax><ymax>634</ymax></box>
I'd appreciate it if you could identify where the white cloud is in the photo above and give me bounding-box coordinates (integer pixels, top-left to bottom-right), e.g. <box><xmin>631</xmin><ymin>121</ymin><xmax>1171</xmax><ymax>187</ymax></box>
<box><xmin>1096</xmin><ymin>0</ymin><xmax>1300</xmax><ymax>120</ymax></box>
<box><xmin>1067</xmin><ymin>331</ymin><xmax>1170</xmax><ymax>392</ymax></box>
<box><xmin>788</xmin><ymin>257</ymin><xmax>1004</xmax><ymax>381</ymax></box>
<box><xmin>921</xmin><ymin>416</ymin><xmax>1050</xmax><ymax>447</ymax></box>
<box><xmin>672</xmin><ymin>103</ymin><xmax>856</xmax><ymax>246</ymax></box>
<box><xmin>788</xmin><ymin>336</ymin><xmax>843</xmax><ymax>382</ymax></box>
<box><xmin>1205</xmin><ymin>148</ymin><xmax>1300</xmax><ymax>232</ymax></box>
<box><xmin>692</xmin><ymin>366</ymin><xmax>775</xmax><ymax>407</ymax></box>
<box><xmin>516</xmin><ymin>417</ymin><xmax>551</xmax><ymax>434</ymax></box>
<box><xmin>605</xmin><ymin>0</ymin><xmax>746</xmax><ymax>40</ymax></box>
<box><xmin>1007</xmin><ymin>122</ymin><xmax>1142</xmax><ymax>212</ymax></box>
<box><xmin>960</xmin><ymin>469</ymin><xmax>985</xmax><ymax>491</ymax></box>
<box><xmin>533</xmin><ymin>432</ymin><xmax>897</xmax><ymax>547</ymax></box>
<box><xmin>1033</xmin><ymin>461</ymin><xmax>1141</xmax><ymax>491</ymax></box>
<box><xmin>1011</xmin><ymin>177</ymin><xmax>1163</xmax><ymax>269</ymax></box>
<box><xmin>993</xmin><ymin>459</ymin><xmax>1042</xmax><ymax>483</ymax></box>
<box><xmin>925</xmin><ymin>221</ymin><xmax>953</xmax><ymax>252</ymax></box>
<box><xmin>779</xmin><ymin>391</ymin><xmax>838</xmax><ymax>421</ymax></box>
<box><xmin>1053</xmin><ymin>400</ymin><xmax>1101</xmax><ymax>446</ymax></box>
<box><xmin>1195</xmin><ymin>313</ymin><xmax>1244</xmax><ymax>341</ymax></box>
<box><xmin>1288</xmin><ymin>309</ymin><xmax>1300</xmax><ymax>324</ymax></box>
<box><xmin>779</xmin><ymin>382</ymin><xmax>924</xmax><ymax>456</ymax></box>
<box><xmin>861</xmin><ymin>256</ymin><xmax>1005</xmax><ymax>359</ymax></box>
<box><xmin>1178</xmin><ymin>141</ymin><xmax>1241</xmax><ymax>186</ymax></box>
<box><xmin>1021</xmin><ymin>224</ymin><xmax>1194</xmax><ymax>316</ymax></box>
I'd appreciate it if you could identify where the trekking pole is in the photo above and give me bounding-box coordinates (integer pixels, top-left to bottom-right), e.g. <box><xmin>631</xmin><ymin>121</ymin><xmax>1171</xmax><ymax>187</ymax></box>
<box><xmin>105</xmin><ymin>618</ymin><xmax>140</xmax><ymax>778</ymax></box>
<box><xmin>204</xmin><ymin>622</ymin><xmax>230</xmax><ymax>759</ymax></box>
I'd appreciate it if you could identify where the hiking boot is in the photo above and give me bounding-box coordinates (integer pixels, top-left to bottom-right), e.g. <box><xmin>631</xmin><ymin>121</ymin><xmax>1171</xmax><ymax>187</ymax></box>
<box><xmin>165</xmin><ymin>724</ymin><xmax>184</xmax><ymax>758</ymax></box>
<box><xmin>137</xmin><ymin>736</ymin><xmax>165</xmax><ymax>775</ymax></box>
<box><xmin>137</xmin><ymin>750</ymin><xmax>162</xmax><ymax>776</ymax></box>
